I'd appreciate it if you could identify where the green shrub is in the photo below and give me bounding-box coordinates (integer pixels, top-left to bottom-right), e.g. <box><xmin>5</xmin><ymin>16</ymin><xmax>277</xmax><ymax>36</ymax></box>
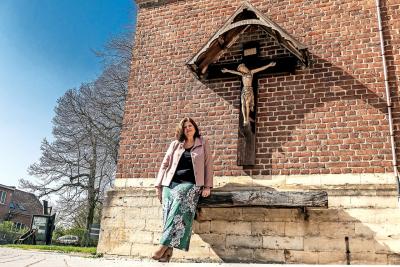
<box><xmin>0</xmin><ymin>221</ymin><xmax>28</xmax><ymax>244</ymax></box>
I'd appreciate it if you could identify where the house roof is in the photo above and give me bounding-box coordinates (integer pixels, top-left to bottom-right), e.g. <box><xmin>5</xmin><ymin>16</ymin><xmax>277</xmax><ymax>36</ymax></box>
<box><xmin>0</xmin><ymin>184</ymin><xmax>16</xmax><ymax>191</ymax></box>
<box><xmin>187</xmin><ymin>1</ymin><xmax>309</xmax><ymax>79</ymax></box>
<box><xmin>9</xmin><ymin>188</ymin><xmax>43</xmax><ymax>216</ymax></box>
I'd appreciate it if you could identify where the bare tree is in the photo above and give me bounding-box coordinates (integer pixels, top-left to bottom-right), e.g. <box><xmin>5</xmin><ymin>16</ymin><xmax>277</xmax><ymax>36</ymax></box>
<box><xmin>20</xmin><ymin>30</ymin><xmax>134</xmax><ymax>232</ymax></box>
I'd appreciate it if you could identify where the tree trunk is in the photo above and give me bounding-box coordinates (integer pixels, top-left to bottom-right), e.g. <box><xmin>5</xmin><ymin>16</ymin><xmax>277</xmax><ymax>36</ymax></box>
<box><xmin>84</xmin><ymin>136</ymin><xmax>98</xmax><ymax>245</ymax></box>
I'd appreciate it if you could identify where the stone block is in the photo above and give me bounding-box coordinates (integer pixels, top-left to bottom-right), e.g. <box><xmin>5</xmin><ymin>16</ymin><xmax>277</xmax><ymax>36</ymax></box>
<box><xmin>105</xmin><ymin>242</ymin><xmax>132</xmax><ymax>256</ymax></box>
<box><xmin>304</xmin><ymin>237</ymin><xmax>346</xmax><ymax>252</ymax></box>
<box><xmin>251</xmin><ymin>221</ymin><xmax>285</xmax><ymax>236</ymax></box>
<box><xmin>303</xmin><ymin>221</ymin><xmax>320</xmax><ymax>236</ymax></box>
<box><xmin>193</xmin><ymin>220</ymin><xmax>211</xmax><ymax>234</ymax></box>
<box><xmin>242</xmin><ymin>207</ymin><xmax>268</xmax><ymax>221</ymax></box>
<box><xmin>152</xmin><ymin>232</ymin><xmax>161</xmax><ymax>244</ymax></box>
<box><xmin>388</xmin><ymin>253</ymin><xmax>400</xmax><ymax>264</ymax></box>
<box><xmin>123</xmin><ymin>207</ymin><xmax>143</xmax><ymax>223</ymax></box>
<box><xmin>318</xmin><ymin>222</ymin><xmax>355</xmax><ymax>238</ymax></box>
<box><xmin>197</xmin><ymin>233</ymin><xmax>226</xmax><ymax>248</ymax></box>
<box><xmin>124</xmin><ymin>196</ymin><xmax>154</xmax><ymax>207</ymax></box>
<box><xmin>218</xmin><ymin>248</ymin><xmax>254</xmax><ymax>262</ymax></box>
<box><xmin>285</xmin><ymin>250</ymin><xmax>318</xmax><ymax>264</ymax></box>
<box><xmin>359</xmin><ymin>173</ymin><xmax>393</xmax><ymax>184</ymax></box>
<box><xmin>127</xmin><ymin>230</ymin><xmax>153</xmax><ymax>244</ymax></box>
<box><xmin>101</xmin><ymin>216</ymin><xmax>125</xmax><ymax>229</ymax></box>
<box><xmin>284</xmin><ymin>222</ymin><xmax>305</xmax><ymax>236</ymax></box>
<box><xmin>144</xmin><ymin>218</ymin><xmax>163</xmax><ymax>232</ymax></box>
<box><xmin>226</xmin><ymin>235</ymin><xmax>262</xmax><ymax>248</ymax></box>
<box><xmin>139</xmin><ymin>206</ymin><xmax>162</xmax><ymax>219</ymax></box>
<box><xmin>375</xmin><ymin>238</ymin><xmax>400</xmax><ymax>253</ymax></box>
<box><xmin>210</xmin><ymin>220</ymin><xmax>251</xmax><ymax>235</ymax></box>
<box><xmin>286</xmin><ymin>174</ymin><xmax>321</xmax><ymax>185</ymax></box>
<box><xmin>130</xmin><ymin>243</ymin><xmax>157</xmax><ymax>257</ymax></box>
<box><xmin>173</xmin><ymin>246</ymin><xmax>211</xmax><ymax>259</ymax></box>
<box><xmin>328</xmin><ymin>196</ymin><xmax>351</xmax><ymax>208</ymax></box>
<box><xmin>308</xmin><ymin>208</ymin><xmax>339</xmax><ymax>222</ymax></box>
<box><xmin>350</xmin><ymin>252</ymin><xmax>388</xmax><ymax>264</ymax></box>
<box><xmin>355</xmin><ymin>222</ymin><xmax>400</xmax><ymax>238</ymax></box>
<box><xmin>124</xmin><ymin>218</ymin><xmax>146</xmax><ymax>231</ymax></box>
<box><xmin>350</xmin><ymin>196</ymin><xmax>397</xmax><ymax>208</ymax></box>
<box><xmin>344</xmin><ymin>208</ymin><xmax>376</xmax><ymax>223</ymax></box>
<box><xmin>264</xmin><ymin>209</ymin><xmax>301</xmax><ymax>222</ymax></box>
<box><xmin>205</xmin><ymin>248</ymin><xmax>226</xmax><ymax>262</ymax></box>
<box><xmin>101</xmin><ymin>206</ymin><xmax>126</xmax><ymax>228</ymax></box>
<box><xmin>317</xmin><ymin>251</ymin><xmax>346</xmax><ymax>264</ymax></box>
<box><xmin>198</xmin><ymin>207</ymin><xmax>242</xmax><ymax>221</ymax></box>
<box><xmin>372</xmin><ymin>208</ymin><xmax>400</xmax><ymax>224</ymax></box>
<box><xmin>347</xmin><ymin>237</ymin><xmax>375</xmax><ymax>252</ymax></box>
<box><xmin>189</xmin><ymin>233</ymin><xmax>212</xmax><ymax>248</ymax></box>
<box><xmin>354</xmin><ymin>222</ymin><xmax>376</xmax><ymax>238</ymax></box>
<box><xmin>107</xmin><ymin>195</ymin><xmax>127</xmax><ymax>207</ymax></box>
<box><xmin>254</xmin><ymin>249</ymin><xmax>285</xmax><ymax>263</ymax></box>
<box><xmin>263</xmin><ymin>236</ymin><xmax>303</xmax><ymax>250</ymax></box>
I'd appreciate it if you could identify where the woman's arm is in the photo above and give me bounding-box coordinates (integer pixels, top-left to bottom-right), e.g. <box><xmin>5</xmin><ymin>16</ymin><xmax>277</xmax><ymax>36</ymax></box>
<box><xmin>201</xmin><ymin>138</ymin><xmax>213</xmax><ymax>197</ymax></box>
<box><xmin>155</xmin><ymin>141</ymin><xmax>176</xmax><ymax>187</ymax></box>
<box><xmin>203</xmin><ymin>138</ymin><xmax>214</xmax><ymax>189</ymax></box>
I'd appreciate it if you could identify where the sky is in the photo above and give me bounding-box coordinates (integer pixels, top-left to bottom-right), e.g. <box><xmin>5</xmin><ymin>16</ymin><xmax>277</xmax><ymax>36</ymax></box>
<box><xmin>0</xmin><ymin>0</ymin><xmax>136</xmax><ymax>187</ymax></box>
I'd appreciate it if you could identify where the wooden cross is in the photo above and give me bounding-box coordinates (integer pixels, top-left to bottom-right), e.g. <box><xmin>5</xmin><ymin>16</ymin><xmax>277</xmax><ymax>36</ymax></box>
<box><xmin>217</xmin><ymin>42</ymin><xmax>298</xmax><ymax>165</ymax></box>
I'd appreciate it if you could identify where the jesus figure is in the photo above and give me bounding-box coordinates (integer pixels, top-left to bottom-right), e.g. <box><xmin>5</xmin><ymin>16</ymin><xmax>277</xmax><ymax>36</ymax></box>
<box><xmin>222</xmin><ymin>62</ymin><xmax>276</xmax><ymax>126</ymax></box>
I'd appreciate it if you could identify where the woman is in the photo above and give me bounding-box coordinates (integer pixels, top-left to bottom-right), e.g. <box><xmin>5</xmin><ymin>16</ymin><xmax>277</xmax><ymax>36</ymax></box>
<box><xmin>152</xmin><ymin>117</ymin><xmax>213</xmax><ymax>262</ymax></box>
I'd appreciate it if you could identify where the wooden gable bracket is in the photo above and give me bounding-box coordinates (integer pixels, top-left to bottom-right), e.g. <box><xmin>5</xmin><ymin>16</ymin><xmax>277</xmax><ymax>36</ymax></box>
<box><xmin>187</xmin><ymin>1</ymin><xmax>310</xmax><ymax>80</ymax></box>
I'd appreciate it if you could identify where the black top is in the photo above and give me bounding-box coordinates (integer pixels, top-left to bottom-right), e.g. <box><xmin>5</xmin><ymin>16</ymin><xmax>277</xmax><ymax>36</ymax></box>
<box><xmin>171</xmin><ymin>147</ymin><xmax>195</xmax><ymax>184</ymax></box>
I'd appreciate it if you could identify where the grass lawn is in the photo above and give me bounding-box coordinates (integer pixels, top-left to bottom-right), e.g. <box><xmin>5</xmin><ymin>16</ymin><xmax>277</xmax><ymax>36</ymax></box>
<box><xmin>1</xmin><ymin>244</ymin><xmax>98</xmax><ymax>255</ymax></box>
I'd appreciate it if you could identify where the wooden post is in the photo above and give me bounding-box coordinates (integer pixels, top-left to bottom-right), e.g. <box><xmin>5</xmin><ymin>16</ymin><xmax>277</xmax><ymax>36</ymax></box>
<box><xmin>237</xmin><ymin>111</ymin><xmax>256</xmax><ymax>165</ymax></box>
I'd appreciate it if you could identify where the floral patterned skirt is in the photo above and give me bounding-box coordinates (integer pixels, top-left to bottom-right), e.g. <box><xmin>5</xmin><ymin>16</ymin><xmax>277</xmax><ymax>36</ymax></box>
<box><xmin>160</xmin><ymin>182</ymin><xmax>201</xmax><ymax>251</ymax></box>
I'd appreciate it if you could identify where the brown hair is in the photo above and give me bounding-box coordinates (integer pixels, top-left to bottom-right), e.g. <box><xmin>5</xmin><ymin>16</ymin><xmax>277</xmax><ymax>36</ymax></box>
<box><xmin>175</xmin><ymin>117</ymin><xmax>201</xmax><ymax>142</ymax></box>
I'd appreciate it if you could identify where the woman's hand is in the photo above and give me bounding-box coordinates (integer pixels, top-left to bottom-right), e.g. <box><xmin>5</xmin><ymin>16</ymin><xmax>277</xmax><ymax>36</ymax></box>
<box><xmin>201</xmin><ymin>187</ymin><xmax>211</xmax><ymax>197</ymax></box>
<box><xmin>156</xmin><ymin>187</ymin><xmax>162</xmax><ymax>203</ymax></box>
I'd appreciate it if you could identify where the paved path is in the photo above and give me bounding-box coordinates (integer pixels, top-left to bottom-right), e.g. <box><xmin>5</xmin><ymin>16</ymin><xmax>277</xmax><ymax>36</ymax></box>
<box><xmin>0</xmin><ymin>247</ymin><xmax>289</xmax><ymax>267</ymax></box>
<box><xmin>0</xmin><ymin>247</ymin><xmax>382</xmax><ymax>267</ymax></box>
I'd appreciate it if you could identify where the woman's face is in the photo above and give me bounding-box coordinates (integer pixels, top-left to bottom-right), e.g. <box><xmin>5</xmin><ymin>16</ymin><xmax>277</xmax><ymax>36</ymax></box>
<box><xmin>183</xmin><ymin>121</ymin><xmax>195</xmax><ymax>139</ymax></box>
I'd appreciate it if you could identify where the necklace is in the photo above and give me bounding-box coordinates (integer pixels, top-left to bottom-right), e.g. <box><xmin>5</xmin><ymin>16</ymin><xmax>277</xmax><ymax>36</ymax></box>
<box><xmin>184</xmin><ymin>140</ymin><xmax>194</xmax><ymax>149</ymax></box>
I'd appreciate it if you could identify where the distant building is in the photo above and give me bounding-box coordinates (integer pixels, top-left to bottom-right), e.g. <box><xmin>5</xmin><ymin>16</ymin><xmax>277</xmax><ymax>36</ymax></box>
<box><xmin>0</xmin><ymin>184</ymin><xmax>43</xmax><ymax>229</ymax></box>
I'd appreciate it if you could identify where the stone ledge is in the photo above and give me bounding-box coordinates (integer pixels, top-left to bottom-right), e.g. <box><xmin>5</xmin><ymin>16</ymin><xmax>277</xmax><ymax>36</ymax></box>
<box><xmin>114</xmin><ymin>173</ymin><xmax>396</xmax><ymax>188</ymax></box>
<box><xmin>135</xmin><ymin>0</ymin><xmax>185</xmax><ymax>8</ymax></box>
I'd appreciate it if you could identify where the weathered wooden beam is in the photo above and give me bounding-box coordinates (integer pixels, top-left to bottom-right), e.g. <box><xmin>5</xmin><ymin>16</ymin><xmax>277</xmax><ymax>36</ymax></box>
<box><xmin>198</xmin><ymin>190</ymin><xmax>328</xmax><ymax>208</ymax></box>
<box><xmin>237</xmin><ymin>122</ymin><xmax>256</xmax><ymax>166</ymax></box>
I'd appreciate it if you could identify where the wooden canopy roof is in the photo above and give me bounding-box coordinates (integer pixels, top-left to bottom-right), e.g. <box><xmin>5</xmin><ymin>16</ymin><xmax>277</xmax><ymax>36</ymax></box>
<box><xmin>187</xmin><ymin>2</ymin><xmax>309</xmax><ymax>79</ymax></box>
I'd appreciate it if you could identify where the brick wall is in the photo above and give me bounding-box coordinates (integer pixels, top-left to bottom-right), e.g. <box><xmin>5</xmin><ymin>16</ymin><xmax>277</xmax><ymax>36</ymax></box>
<box><xmin>99</xmin><ymin>0</ymin><xmax>400</xmax><ymax>263</ymax></box>
<box><xmin>117</xmin><ymin>0</ymin><xmax>399</xmax><ymax>181</ymax></box>
<box><xmin>0</xmin><ymin>188</ymin><xmax>13</xmax><ymax>221</ymax></box>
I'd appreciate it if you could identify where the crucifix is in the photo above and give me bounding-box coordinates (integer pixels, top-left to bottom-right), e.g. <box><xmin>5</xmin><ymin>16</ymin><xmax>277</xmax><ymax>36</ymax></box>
<box><xmin>222</xmin><ymin>62</ymin><xmax>276</xmax><ymax>126</ymax></box>
<box><xmin>221</xmin><ymin>41</ymin><xmax>277</xmax><ymax>165</ymax></box>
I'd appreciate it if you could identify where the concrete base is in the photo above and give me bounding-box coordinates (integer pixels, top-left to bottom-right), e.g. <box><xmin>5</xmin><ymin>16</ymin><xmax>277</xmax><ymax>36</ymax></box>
<box><xmin>97</xmin><ymin>182</ymin><xmax>400</xmax><ymax>264</ymax></box>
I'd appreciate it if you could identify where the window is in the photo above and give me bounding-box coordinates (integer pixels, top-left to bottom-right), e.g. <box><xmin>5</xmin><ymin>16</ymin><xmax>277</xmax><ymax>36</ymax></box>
<box><xmin>14</xmin><ymin>222</ymin><xmax>21</xmax><ymax>230</ymax></box>
<box><xmin>0</xmin><ymin>191</ymin><xmax>6</xmax><ymax>204</ymax></box>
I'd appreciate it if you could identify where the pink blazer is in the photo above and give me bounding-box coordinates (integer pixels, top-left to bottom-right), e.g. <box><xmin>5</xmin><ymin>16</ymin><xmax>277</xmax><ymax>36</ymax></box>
<box><xmin>155</xmin><ymin>137</ymin><xmax>213</xmax><ymax>188</ymax></box>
